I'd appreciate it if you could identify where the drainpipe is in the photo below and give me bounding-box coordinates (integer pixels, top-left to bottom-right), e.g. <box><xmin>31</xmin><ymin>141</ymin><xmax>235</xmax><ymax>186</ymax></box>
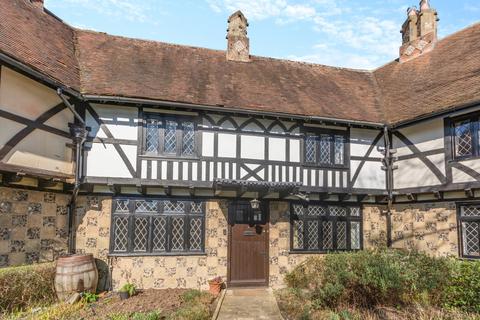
<box><xmin>382</xmin><ymin>125</ymin><xmax>396</xmax><ymax>248</ymax></box>
<box><xmin>57</xmin><ymin>89</ymin><xmax>88</xmax><ymax>254</ymax></box>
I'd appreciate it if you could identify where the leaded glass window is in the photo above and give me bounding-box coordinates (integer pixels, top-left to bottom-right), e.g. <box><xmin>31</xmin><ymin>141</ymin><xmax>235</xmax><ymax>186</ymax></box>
<box><xmin>303</xmin><ymin>131</ymin><xmax>347</xmax><ymax>167</ymax></box>
<box><xmin>459</xmin><ymin>205</ymin><xmax>480</xmax><ymax>258</ymax></box>
<box><xmin>291</xmin><ymin>204</ymin><xmax>362</xmax><ymax>252</ymax></box>
<box><xmin>450</xmin><ymin>114</ymin><xmax>480</xmax><ymax>160</ymax></box>
<box><xmin>110</xmin><ymin>199</ymin><xmax>205</xmax><ymax>255</ymax></box>
<box><xmin>143</xmin><ymin>115</ymin><xmax>197</xmax><ymax>157</ymax></box>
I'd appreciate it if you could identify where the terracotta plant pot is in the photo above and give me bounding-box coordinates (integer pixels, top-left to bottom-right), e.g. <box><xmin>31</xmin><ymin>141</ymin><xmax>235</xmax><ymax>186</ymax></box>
<box><xmin>208</xmin><ymin>280</ymin><xmax>223</xmax><ymax>295</ymax></box>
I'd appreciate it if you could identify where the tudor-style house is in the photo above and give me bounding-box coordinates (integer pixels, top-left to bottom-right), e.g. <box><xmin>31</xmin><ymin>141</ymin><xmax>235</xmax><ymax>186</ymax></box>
<box><xmin>0</xmin><ymin>0</ymin><xmax>479</xmax><ymax>290</ymax></box>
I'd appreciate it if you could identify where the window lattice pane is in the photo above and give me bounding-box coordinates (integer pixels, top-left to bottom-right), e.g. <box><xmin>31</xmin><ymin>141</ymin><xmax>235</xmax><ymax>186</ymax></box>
<box><xmin>164</xmin><ymin>120</ymin><xmax>177</xmax><ymax>154</ymax></box>
<box><xmin>334</xmin><ymin>135</ymin><xmax>344</xmax><ymax>165</ymax></box>
<box><xmin>323</xmin><ymin>221</ymin><xmax>333</xmax><ymax>250</ymax></box>
<box><xmin>461</xmin><ymin>206</ymin><xmax>480</xmax><ymax>217</ymax></box>
<box><xmin>152</xmin><ymin>217</ymin><xmax>167</xmax><ymax>252</ymax></box>
<box><xmin>146</xmin><ymin>119</ymin><xmax>159</xmax><ymax>153</ymax></box>
<box><xmin>454</xmin><ymin>120</ymin><xmax>473</xmax><ymax>157</ymax></box>
<box><xmin>133</xmin><ymin>217</ymin><xmax>149</xmax><ymax>252</ymax></box>
<box><xmin>319</xmin><ymin>135</ymin><xmax>332</xmax><ymax>164</ymax></box>
<box><xmin>135</xmin><ymin>200</ymin><xmax>158</xmax><ymax>213</ymax></box>
<box><xmin>293</xmin><ymin>205</ymin><xmax>305</xmax><ymax>216</ymax></box>
<box><xmin>164</xmin><ymin>201</ymin><xmax>185</xmax><ymax>213</ymax></box>
<box><xmin>115</xmin><ymin>199</ymin><xmax>129</xmax><ymax>213</ymax></box>
<box><xmin>189</xmin><ymin>218</ymin><xmax>203</xmax><ymax>251</ymax></box>
<box><xmin>337</xmin><ymin>221</ymin><xmax>347</xmax><ymax>249</ymax></box>
<box><xmin>307</xmin><ymin>205</ymin><xmax>326</xmax><ymax>216</ymax></box>
<box><xmin>462</xmin><ymin>222</ymin><xmax>479</xmax><ymax>256</ymax></box>
<box><xmin>307</xmin><ymin>220</ymin><xmax>319</xmax><ymax>250</ymax></box>
<box><xmin>182</xmin><ymin>122</ymin><xmax>195</xmax><ymax>156</ymax></box>
<box><xmin>190</xmin><ymin>202</ymin><xmax>203</xmax><ymax>214</ymax></box>
<box><xmin>113</xmin><ymin>217</ymin><xmax>129</xmax><ymax>252</ymax></box>
<box><xmin>350</xmin><ymin>207</ymin><xmax>361</xmax><ymax>217</ymax></box>
<box><xmin>305</xmin><ymin>136</ymin><xmax>317</xmax><ymax>163</ymax></box>
<box><xmin>351</xmin><ymin>221</ymin><xmax>361</xmax><ymax>249</ymax></box>
<box><xmin>293</xmin><ymin>220</ymin><xmax>304</xmax><ymax>249</ymax></box>
<box><xmin>329</xmin><ymin>206</ymin><xmax>347</xmax><ymax>216</ymax></box>
<box><xmin>171</xmin><ymin>217</ymin><xmax>185</xmax><ymax>251</ymax></box>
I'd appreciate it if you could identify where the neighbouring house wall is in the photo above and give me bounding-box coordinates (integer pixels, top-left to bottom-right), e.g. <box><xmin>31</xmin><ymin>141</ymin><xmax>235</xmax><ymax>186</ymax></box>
<box><xmin>74</xmin><ymin>197</ymin><xmax>228</xmax><ymax>291</ymax></box>
<box><xmin>0</xmin><ymin>187</ymin><xmax>69</xmax><ymax>267</ymax></box>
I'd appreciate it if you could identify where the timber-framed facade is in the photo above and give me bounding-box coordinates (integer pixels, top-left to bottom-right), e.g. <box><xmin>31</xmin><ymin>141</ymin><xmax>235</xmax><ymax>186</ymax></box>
<box><xmin>0</xmin><ymin>0</ymin><xmax>479</xmax><ymax>290</ymax></box>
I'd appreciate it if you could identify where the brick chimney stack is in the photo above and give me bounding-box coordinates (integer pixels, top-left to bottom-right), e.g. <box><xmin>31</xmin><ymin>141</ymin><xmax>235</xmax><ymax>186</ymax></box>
<box><xmin>399</xmin><ymin>0</ymin><xmax>439</xmax><ymax>62</ymax></box>
<box><xmin>226</xmin><ymin>11</ymin><xmax>250</xmax><ymax>62</ymax></box>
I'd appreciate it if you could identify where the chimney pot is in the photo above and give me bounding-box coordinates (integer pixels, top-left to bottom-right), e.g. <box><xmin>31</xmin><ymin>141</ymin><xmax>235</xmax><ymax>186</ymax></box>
<box><xmin>226</xmin><ymin>11</ymin><xmax>250</xmax><ymax>62</ymax></box>
<box><xmin>30</xmin><ymin>0</ymin><xmax>44</xmax><ymax>9</ymax></box>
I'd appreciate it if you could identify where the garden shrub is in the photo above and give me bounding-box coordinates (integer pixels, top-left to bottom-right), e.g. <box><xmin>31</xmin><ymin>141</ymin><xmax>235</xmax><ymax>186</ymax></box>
<box><xmin>284</xmin><ymin>249</ymin><xmax>453</xmax><ymax>309</ymax></box>
<box><xmin>0</xmin><ymin>263</ymin><xmax>56</xmax><ymax>313</ymax></box>
<box><xmin>442</xmin><ymin>259</ymin><xmax>480</xmax><ymax>313</ymax></box>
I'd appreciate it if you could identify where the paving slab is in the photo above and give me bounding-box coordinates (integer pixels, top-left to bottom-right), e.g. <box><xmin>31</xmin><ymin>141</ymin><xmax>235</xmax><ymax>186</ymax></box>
<box><xmin>216</xmin><ymin>288</ymin><xmax>283</xmax><ymax>320</ymax></box>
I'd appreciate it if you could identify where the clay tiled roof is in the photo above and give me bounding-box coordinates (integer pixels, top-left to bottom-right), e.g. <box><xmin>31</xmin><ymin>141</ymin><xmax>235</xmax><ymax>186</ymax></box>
<box><xmin>74</xmin><ymin>30</ymin><xmax>384</xmax><ymax>123</ymax></box>
<box><xmin>1</xmin><ymin>0</ymin><xmax>479</xmax><ymax>125</ymax></box>
<box><xmin>374</xmin><ymin>23</ymin><xmax>480</xmax><ymax>125</ymax></box>
<box><xmin>0</xmin><ymin>0</ymin><xmax>80</xmax><ymax>89</ymax></box>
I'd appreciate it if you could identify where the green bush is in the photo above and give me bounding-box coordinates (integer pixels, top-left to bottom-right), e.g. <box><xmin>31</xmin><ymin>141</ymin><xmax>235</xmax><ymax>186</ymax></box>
<box><xmin>0</xmin><ymin>263</ymin><xmax>56</xmax><ymax>313</ymax></box>
<box><xmin>284</xmin><ymin>249</ymin><xmax>453</xmax><ymax>309</ymax></box>
<box><xmin>442</xmin><ymin>259</ymin><xmax>480</xmax><ymax>313</ymax></box>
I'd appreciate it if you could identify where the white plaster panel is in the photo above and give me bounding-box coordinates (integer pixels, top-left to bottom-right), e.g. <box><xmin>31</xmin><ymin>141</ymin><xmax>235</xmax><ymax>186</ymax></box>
<box><xmin>44</xmin><ymin>108</ymin><xmax>71</xmax><ymax>132</ymax></box>
<box><xmin>120</xmin><ymin>145</ymin><xmax>137</xmax><ymax>172</ymax></box>
<box><xmin>452</xmin><ymin>167</ymin><xmax>476</xmax><ymax>183</ymax></box>
<box><xmin>398</xmin><ymin>118</ymin><xmax>444</xmax><ymax>152</ymax></box>
<box><xmin>0</xmin><ymin>67</ymin><xmax>61</xmax><ymax>120</ymax></box>
<box><xmin>454</xmin><ymin>158</ymin><xmax>480</xmax><ymax>173</ymax></box>
<box><xmin>392</xmin><ymin>135</ymin><xmax>413</xmax><ymax>157</ymax></box>
<box><xmin>289</xmin><ymin>139</ymin><xmax>300</xmax><ymax>162</ymax></box>
<box><xmin>202</xmin><ymin>132</ymin><xmax>214</xmax><ymax>157</ymax></box>
<box><xmin>268</xmin><ymin>138</ymin><xmax>286</xmax><ymax>161</ymax></box>
<box><xmin>218</xmin><ymin>133</ymin><xmax>236</xmax><ymax>158</ymax></box>
<box><xmin>353</xmin><ymin>161</ymin><xmax>386</xmax><ymax>189</ymax></box>
<box><xmin>394</xmin><ymin>158</ymin><xmax>441</xmax><ymax>189</ymax></box>
<box><xmin>426</xmin><ymin>154</ymin><xmax>446</xmax><ymax>176</ymax></box>
<box><xmin>91</xmin><ymin>104</ymin><xmax>138</xmax><ymax>140</ymax></box>
<box><xmin>6</xmin><ymin>130</ymin><xmax>72</xmax><ymax>174</ymax></box>
<box><xmin>241</xmin><ymin>136</ymin><xmax>265</xmax><ymax>160</ymax></box>
<box><xmin>350</xmin><ymin>128</ymin><xmax>384</xmax><ymax>158</ymax></box>
<box><xmin>87</xmin><ymin>143</ymin><xmax>132</xmax><ymax>178</ymax></box>
<box><xmin>0</xmin><ymin>118</ymin><xmax>25</xmax><ymax>148</ymax></box>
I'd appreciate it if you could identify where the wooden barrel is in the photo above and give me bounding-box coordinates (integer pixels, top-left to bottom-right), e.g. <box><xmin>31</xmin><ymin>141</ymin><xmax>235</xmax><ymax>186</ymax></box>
<box><xmin>54</xmin><ymin>254</ymin><xmax>98</xmax><ymax>301</ymax></box>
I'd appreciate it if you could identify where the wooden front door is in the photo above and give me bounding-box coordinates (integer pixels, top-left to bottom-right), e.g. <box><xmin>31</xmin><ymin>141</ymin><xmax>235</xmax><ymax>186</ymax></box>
<box><xmin>228</xmin><ymin>201</ymin><xmax>269</xmax><ymax>287</ymax></box>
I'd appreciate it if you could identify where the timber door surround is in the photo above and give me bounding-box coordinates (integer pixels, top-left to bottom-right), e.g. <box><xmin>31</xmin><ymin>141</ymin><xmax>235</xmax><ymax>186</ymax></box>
<box><xmin>227</xmin><ymin>201</ymin><xmax>269</xmax><ymax>287</ymax></box>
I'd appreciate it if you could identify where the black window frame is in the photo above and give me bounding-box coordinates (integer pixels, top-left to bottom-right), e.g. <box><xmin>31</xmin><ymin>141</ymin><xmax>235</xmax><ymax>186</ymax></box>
<box><xmin>109</xmin><ymin>198</ymin><xmax>206</xmax><ymax>256</ymax></box>
<box><xmin>142</xmin><ymin>113</ymin><xmax>200</xmax><ymax>159</ymax></box>
<box><xmin>457</xmin><ymin>203</ymin><xmax>480</xmax><ymax>259</ymax></box>
<box><xmin>447</xmin><ymin>113</ymin><xmax>480</xmax><ymax>161</ymax></box>
<box><xmin>290</xmin><ymin>203</ymin><xmax>362</xmax><ymax>253</ymax></box>
<box><xmin>301</xmin><ymin>128</ymin><xmax>349</xmax><ymax>169</ymax></box>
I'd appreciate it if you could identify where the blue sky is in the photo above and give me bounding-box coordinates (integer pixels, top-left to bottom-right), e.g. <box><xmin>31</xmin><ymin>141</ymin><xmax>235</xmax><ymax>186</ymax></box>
<box><xmin>44</xmin><ymin>0</ymin><xmax>479</xmax><ymax>70</ymax></box>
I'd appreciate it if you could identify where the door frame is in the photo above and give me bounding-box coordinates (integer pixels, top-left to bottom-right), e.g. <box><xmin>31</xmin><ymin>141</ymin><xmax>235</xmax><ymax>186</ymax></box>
<box><xmin>226</xmin><ymin>200</ymin><xmax>270</xmax><ymax>287</ymax></box>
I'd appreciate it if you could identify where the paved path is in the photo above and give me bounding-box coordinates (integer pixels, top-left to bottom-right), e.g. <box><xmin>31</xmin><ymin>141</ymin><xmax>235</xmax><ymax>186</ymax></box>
<box><xmin>216</xmin><ymin>288</ymin><xmax>284</xmax><ymax>320</ymax></box>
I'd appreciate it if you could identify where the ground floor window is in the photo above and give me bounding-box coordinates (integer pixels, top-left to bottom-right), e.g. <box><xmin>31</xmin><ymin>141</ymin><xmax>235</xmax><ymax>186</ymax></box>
<box><xmin>459</xmin><ymin>204</ymin><xmax>480</xmax><ymax>258</ymax></box>
<box><xmin>290</xmin><ymin>204</ymin><xmax>362</xmax><ymax>252</ymax></box>
<box><xmin>110</xmin><ymin>198</ymin><xmax>205</xmax><ymax>255</ymax></box>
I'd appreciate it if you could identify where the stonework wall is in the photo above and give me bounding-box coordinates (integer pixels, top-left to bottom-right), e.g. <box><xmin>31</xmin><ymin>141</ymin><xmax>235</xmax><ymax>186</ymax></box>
<box><xmin>363</xmin><ymin>205</ymin><xmax>388</xmax><ymax>249</ymax></box>
<box><xmin>391</xmin><ymin>202</ymin><xmax>458</xmax><ymax>257</ymax></box>
<box><xmin>0</xmin><ymin>187</ymin><xmax>69</xmax><ymax>267</ymax></box>
<box><xmin>268</xmin><ymin>201</ymin><xmax>318</xmax><ymax>289</ymax></box>
<box><xmin>75</xmin><ymin>197</ymin><xmax>228</xmax><ymax>291</ymax></box>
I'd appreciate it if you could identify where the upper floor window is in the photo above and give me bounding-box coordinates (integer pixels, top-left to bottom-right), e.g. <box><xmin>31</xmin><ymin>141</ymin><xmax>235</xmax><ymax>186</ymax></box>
<box><xmin>304</xmin><ymin>131</ymin><xmax>346</xmax><ymax>166</ymax></box>
<box><xmin>458</xmin><ymin>204</ymin><xmax>480</xmax><ymax>259</ymax></box>
<box><xmin>144</xmin><ymin>114</ymin><xmax>197</xmax><ymax>157</ymax></box>
<box><xmin>450</xmin><ymin>115</ymin><xmax>480</xmax><ymax>160</ymax></box>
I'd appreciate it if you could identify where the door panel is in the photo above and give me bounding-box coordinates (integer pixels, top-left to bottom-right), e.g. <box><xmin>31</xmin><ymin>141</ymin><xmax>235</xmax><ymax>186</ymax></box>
<box><xmin>228</xmin><ymin>202</ymin><xmax>269</xmax><ymax>287</ymax></box>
